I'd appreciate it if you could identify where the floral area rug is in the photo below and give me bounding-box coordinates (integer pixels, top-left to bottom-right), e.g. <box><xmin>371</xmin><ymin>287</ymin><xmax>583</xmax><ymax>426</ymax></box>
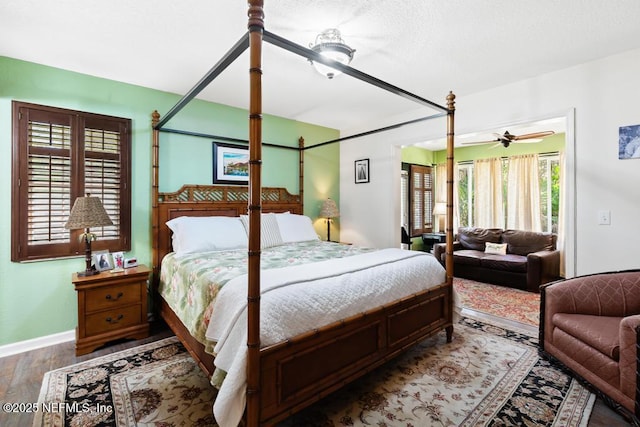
<box><xmin>453</xmin><ymin>277</ymin><xmax>540</xmax><ymax>327</ymax></box>
<box><xmin>35</xmin><ymin>318</ymin><xmax>593</xmax><ymax>427</ymax></box>
<box><xmin>34</xmin><ymin>337</ymin><xmax>216</xmax><ymax>427</ymax></box>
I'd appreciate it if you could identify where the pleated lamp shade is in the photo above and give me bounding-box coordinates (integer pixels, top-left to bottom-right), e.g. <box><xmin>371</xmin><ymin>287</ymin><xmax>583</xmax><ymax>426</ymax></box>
<box><xmin>319</xmin><ymin>198</ymin><xmax>340</xmax><ymax>219</ymax></box>
<box><xmin>65</xmin><ymin>195</ymin><xmax>113</xmax><ymax>230</ymax></box>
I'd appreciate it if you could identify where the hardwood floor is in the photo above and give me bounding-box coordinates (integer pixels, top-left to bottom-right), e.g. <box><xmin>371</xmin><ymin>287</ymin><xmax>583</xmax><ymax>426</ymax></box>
<box><xmin>1</xmin><ymin>318</ymin><xmax>633</xmax><ymax>426</ymax></box>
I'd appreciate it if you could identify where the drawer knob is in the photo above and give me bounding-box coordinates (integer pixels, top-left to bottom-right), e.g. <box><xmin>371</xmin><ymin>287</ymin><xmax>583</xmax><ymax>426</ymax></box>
<box><xmin>105</xmin><ymin>292</ymin><xmax>124</xmax><ymax>301</ymax></box>
<box><xmin>105</xmin><ymin>314</ymin><xmax>124</xmax><ymax>324</ymax></box>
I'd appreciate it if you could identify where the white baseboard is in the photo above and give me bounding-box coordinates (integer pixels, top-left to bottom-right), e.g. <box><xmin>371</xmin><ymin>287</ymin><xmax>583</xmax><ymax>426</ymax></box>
<box><xmin>0</xmin><ymin>330</ymin><xmax>75</xmax><ymax>359</ymax></box>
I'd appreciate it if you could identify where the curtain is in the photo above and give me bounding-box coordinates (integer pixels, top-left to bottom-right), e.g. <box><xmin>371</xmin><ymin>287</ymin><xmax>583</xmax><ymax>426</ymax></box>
<box><xmin>557</xmin><ymin>150</ymin><xmax>566</xmax><ymax>277</ymax></box>
<box><xmin>473</xmin><ymin>157</ymin><xmax>504</xmax><ymax>228</ymax></box>
<box><xmin>506</xmin><ymin>154</ymin><xmax>542</xmax><ymax>231</ymax></box>
<box><xmin>435</xmin><ymin>163</ymin><xmax>459</xmax><ymax>233</ymax></box>
<box><xmin>435</xmin><ymin>163</ymin><xmax>446</xmax><ymax>232</ymax></box>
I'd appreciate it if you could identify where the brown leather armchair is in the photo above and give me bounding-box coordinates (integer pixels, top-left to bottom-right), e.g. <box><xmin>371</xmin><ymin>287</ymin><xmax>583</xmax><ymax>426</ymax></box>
<box><xmin>540</xmin><ymin>270</ymin><xmax>640</xmax><ymax>423</ymax></box>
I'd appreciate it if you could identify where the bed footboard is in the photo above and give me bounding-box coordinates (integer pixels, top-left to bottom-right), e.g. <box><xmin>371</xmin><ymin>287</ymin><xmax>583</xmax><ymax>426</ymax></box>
<box><xmin>158</xmin><ymin>280</ymin><xmax>452</xmax><ymax>425</ymax></box>
<box><xmin>257</xmin><ymin>281</ymin><xmax>452</xmax><ymax>424</ymax></box>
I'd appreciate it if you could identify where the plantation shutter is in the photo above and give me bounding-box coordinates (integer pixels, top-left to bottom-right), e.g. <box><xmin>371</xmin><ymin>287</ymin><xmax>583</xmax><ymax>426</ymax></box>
<box><xmin>11</xmin><ymin>102</ymin><xmax>131</xmax><ymax>262</ymax></box>
<box><xmin>409</xmin><ymin>164</ymin><xmax>433</xmax><ymax>236</ymax></box>
<box><xmin>26</xmin><ymin>111</ymin><xmax>73</xmax><ymax>253</ymax></box>
<box><xmin>83</xmin><ymin>118</ymin><xmax>126</xmax><ymax>242</ymax></box>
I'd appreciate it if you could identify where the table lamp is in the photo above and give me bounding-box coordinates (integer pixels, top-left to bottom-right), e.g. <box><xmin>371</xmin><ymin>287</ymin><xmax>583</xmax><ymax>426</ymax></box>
<box><xmin>319</xmin><ymin>198</ymin><xmax>340</xmax><ymax>242</ymax></box>
<box><xmin>65</xmin><ymin>194</ymin><xmax>113</xmax><ymax>276</ymax></box>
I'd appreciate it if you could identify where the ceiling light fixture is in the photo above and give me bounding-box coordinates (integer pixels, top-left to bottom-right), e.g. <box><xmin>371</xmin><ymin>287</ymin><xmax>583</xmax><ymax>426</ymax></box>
<box><xmin>309</xmin><ymin>28</ymin><xmax>355</xmax><ymax>79</ymax></box>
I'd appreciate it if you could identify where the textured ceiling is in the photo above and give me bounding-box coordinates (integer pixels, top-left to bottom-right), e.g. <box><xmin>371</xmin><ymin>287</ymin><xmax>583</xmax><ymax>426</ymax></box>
<box><xmin>2</xmin><ymin>0</ymin><xmax>640</xmax><ymax>142</ymax></box>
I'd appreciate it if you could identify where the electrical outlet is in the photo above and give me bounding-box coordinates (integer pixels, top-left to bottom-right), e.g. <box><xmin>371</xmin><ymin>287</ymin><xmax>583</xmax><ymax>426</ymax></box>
<box><xmin>597</xmin><ymin>210</ymin><xmax>611</xmax><ymax>225</ymax></box>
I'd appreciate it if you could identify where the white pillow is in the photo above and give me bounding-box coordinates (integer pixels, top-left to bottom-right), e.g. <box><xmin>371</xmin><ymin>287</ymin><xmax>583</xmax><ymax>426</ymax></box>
<box><xmin>275</xmin><ymin>213</ymin><xmax>319</xmax><ymax>243</ymax></box>
<box><xmin>240</xmin><ymin>213</ymin><xmax>284</xmax><ymax>249</ymax></box>
<box><xmin>485</xmin><ymin>242</ymin><xmax>507</xmax><ymax>255</ymax></box>
<box><xmin>166</xmin><ymin>216</ymin><xmax>247</xmax><ymax>255</ymax></box>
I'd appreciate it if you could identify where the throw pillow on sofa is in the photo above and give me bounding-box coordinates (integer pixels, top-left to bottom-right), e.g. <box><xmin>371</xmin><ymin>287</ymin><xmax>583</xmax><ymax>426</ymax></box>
<box><xmin>485</xmin><ymin>242</ymin><xmax>507</xmax><ymax>255</ymax></box>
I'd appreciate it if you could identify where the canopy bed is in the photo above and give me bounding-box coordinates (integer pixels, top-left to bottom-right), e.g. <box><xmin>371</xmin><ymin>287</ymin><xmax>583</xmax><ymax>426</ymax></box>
<box><xmin>150</xmin><ymin>1</ymin><xmax>456</xmax><ymax>426</ymax></box>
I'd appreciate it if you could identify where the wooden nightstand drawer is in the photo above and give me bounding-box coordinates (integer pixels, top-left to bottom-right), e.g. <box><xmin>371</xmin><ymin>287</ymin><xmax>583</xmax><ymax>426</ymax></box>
<box><xmin>85</xmin><ymin>282</ymin><xmax>142</xmax><ymax>312</ymax></box>
<box><xmin>85</xmin><ymin>304</ymin><xmax>142</xmax><ymax>336</ymax></box>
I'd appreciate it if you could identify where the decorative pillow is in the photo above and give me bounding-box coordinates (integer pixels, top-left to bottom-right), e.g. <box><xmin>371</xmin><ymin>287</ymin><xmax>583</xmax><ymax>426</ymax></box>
<box><xmin>275</xmin><ymin>213</ymin><xmax>319</xmax><ymax>243</ymax></box>
<box><xmin>485</xmin><ymin>242</ymin><xmax>508</xmax><ymax>255</ymax></box>
<box><xmin>166</xmin><ymin>216</ymin><xmax>247</xmax><ymax>255</ymax></box>
<box><xmin>240</xmin><ymin>213</ymin><xmax>284</xmax><ymax>249</ymax></box>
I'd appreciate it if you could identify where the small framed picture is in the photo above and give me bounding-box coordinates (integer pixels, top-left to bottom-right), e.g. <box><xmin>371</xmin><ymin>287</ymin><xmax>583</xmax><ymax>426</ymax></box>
<box><xmin>111</xmin><ymin>251</ymin><xmax>125</xmax><ymax>271</ymax></box>
<box><xmin>213</xmin><ymin>142</ymin><xmax>249</xmax><ymax>184</ymax></box>
<box><xmin>619</xmin><ymin>124</ymin><xmax>640</xmax><ymax>159</ymax></box>
<box><xmin>94</xmin><ymin>250</ymin><xmax>112</xmax><ymax>272</ymax></box>
<box><xmin>354</xmin><ymin>158</ymin><xmax>370</xmax><ymax>184</ymax></box>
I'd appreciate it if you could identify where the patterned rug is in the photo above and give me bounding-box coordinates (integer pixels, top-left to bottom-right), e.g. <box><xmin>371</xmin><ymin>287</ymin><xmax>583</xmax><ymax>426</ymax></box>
<box><xmin>453</xmin><ymin>277</ymin><xmax>540</xmax><ymax>327</ymax></box>
<box><xmin>34</xmin><ymin>318</ymin><xmax>594</xmax><ymax>427</ymax></box>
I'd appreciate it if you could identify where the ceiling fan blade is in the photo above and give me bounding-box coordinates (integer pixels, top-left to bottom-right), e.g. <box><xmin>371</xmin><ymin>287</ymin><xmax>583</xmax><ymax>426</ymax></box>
<box><xmin>461</xmin><ymin>139</ymin><xmax>499</xmax><ymax>145</ymax></box>
<box><xmin>511</xmin><ymin>138</ymin><xmax>542</xmax><ymax>144</ymax></box>
<box><xmin>512</xmin><ymin>131</ymin><xmax>555</xmax><ymax>141</ymax></box>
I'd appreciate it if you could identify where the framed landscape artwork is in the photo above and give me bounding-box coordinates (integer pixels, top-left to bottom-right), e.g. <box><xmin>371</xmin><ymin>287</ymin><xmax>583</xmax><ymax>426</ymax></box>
<box><xmin>213</xmin><ymin>142</ymin><xmax>249</xmax><ymax>184</ymax></box>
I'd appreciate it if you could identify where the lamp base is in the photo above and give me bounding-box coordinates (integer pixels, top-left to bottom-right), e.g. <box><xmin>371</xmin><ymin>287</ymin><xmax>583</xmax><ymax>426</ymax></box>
<box><xmin>77</xmin><ymin>268</ymin><xmax>99</xmax><ymax>277</ymax></box>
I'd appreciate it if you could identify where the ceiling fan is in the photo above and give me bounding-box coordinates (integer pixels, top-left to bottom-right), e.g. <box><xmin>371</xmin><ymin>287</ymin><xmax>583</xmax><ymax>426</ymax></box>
<box><xmin>462</xmin><ymin>130</ymin><xmax>555</xmax><ymax>148</ymax></box>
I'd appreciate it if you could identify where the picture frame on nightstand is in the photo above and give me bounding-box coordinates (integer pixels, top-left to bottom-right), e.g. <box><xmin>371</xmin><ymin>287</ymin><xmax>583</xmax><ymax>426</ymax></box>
<box><xmin>94</xmin><ymin>250</ymin><xmax>112</xmax><ymax>272</ymax></box>
<box><xmin>111</xmin><ymin>251</ymin><xmax>125</xmax><ymax>272</ymax></box>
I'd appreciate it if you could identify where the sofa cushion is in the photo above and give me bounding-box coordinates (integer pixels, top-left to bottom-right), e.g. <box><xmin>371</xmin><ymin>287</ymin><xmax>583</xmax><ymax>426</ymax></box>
<box><xmin>502</xmin><ymin>229</ymin><xmax>556</xmax><ymax>255</ymax></box>
<box><xmin>552</xmin><ymin>313</ymin><xmax>622</xmax><ymax>360</ymax></box>
<box><xmin>457</xmin><ymin>227</ymin><xmax>503</xmax><ymax>251</ymax></box>
<box><xmin>480</xmin><ymin>254</ymin><xmax>528</xmax><ymax>272</ymax></box>
<box><xmin>452</xmin><ymin>250</ymin><xmax>485</xmax><ymax>266</ymax></box>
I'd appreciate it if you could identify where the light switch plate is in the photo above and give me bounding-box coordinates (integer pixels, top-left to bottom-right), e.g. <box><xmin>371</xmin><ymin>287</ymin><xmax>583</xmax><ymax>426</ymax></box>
<box><xmin>597</xmin><ymin>210</ymin><xmax>611</xmax><ymax>225</ymax></box>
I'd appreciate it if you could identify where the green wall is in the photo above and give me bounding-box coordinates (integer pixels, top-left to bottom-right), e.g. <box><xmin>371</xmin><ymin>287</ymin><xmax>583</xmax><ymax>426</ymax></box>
<box><xmin>0</xmin><ymin>56</ymin><xmax>339</xmax><ymax>346</ymax></box>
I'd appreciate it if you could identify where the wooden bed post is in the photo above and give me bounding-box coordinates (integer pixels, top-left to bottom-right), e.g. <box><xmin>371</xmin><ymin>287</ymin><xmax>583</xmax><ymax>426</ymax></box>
<box><xmin>298</xmin><ymin>136</ymin><xmax>304</xmax><ymax>213</ymax></box>
<box><xmin>247</xmin><ymin>1</ymin><xmax>264</xmax><ymax>426</ymax></box>
<box><xmin>445</xmin><ymin>92</ymin><xmax>456</xmax><ymax>287</ymax></box>
<box><xmin>445</xmin><ymin>91</ymin><xmax>455</xmax><ymax>340</ymax></box>
<box><xmin>151</xmin><ymin>110</ymin><xmax>161</xmax><ymax>283</ymax></box>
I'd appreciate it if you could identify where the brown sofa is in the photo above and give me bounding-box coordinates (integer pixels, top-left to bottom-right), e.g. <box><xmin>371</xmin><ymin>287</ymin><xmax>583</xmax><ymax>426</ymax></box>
<box><xmin>433</xmin><ymin>227</ymin><xmax>559</xmax><ymax>292</ymax></box>
<box><xmin>540</xmin><ymin>270</ymin><xmax>640</xmax><ymax>423</ymax></box>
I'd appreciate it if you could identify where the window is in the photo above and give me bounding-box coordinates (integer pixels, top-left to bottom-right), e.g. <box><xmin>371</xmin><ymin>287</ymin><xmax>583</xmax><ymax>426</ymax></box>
<box><xmin>457</xmin><ymin>163</ymin><xmax>474</xmax><ymax>227</ymax></box>
<box><xmin>401</xmin><ymin>164</ymin><xmax>433</xmax><ymax>236</ymax></box>
<box><xmin>11</xmin><ymin>101</ymin><xmax>131</xmax><ymax>261</ymax></box>
<box><xmin>539</xmin><ymin>154</ymin><xmax>560</xmax><ymax>233</ymax></box>
<box><xmin>455</xmin><ymin>154</ymin><xmax>560</xmax><ymax>232</ymax></box>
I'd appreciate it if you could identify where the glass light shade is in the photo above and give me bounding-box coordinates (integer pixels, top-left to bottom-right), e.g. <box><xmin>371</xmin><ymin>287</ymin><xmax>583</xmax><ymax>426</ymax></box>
<box><xmin>310</xmin><ymin>29</ymin><xmax>355</xmax><ymax>79</ymax></box>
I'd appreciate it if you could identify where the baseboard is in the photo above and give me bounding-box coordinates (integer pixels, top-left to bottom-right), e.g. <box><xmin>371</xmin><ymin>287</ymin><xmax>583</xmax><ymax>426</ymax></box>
<box><xmin>0</xmin><ymin>330</ymin><xmax>75</xmax><ymax>358</ymax></box>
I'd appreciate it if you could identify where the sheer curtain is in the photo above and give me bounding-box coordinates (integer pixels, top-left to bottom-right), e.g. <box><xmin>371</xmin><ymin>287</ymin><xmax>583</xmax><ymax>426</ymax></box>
<box><xmin>474</xmin><ymin>157</ymin><xmax>504</xmax><ymax>228</ymax></box>
<box><xmin>435</xmin><ymin>163</ymin><xmax>459</xmax><ymax>232</ymax></box>
<box><xmin>557</xmin><ymin>150</ymin><xmax>566</xmax><ymax>277</ymax></box>
<box><xmin>506</xmin><ymin>154</ymin><xmax>542</xmax><ymax>231</ymax></box>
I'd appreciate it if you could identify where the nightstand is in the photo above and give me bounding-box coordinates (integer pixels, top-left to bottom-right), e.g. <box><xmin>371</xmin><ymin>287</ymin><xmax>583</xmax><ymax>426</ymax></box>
<box><xmin>72</xmin><ymin>265</ymin><xmax>151</xmax><ymax>356</ymax></box>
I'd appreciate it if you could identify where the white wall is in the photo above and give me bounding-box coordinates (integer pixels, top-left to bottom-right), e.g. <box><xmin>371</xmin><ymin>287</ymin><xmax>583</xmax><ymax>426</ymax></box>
<box><xmin>341</xmin><ymin>47</ymin><xmax>640</xmax><ymax>277</ymax></box>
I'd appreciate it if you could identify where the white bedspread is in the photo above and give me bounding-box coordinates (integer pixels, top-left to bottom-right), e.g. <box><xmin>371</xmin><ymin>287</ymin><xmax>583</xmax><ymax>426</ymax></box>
<box><xmin>205</xmin><ymin>248</ymin><xmax>446</xmax><ymax>427</ymax></box>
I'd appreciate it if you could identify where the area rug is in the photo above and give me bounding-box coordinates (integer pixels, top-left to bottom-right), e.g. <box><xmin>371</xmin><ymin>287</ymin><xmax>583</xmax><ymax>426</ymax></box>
<box><xmin>34</xmin><ymin>318</ymin><xmax>594</xmax><ymax>427</ymax></box>
<box><xmin>454</xmin><ymin>277</ymin><xmax>540</xmax><ymax>327</ymax></box>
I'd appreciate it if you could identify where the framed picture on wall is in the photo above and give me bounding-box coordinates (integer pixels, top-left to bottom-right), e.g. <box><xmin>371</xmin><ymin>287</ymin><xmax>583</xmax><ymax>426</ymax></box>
<box><xmin>619</xmin><ymin>124</ymin><xmax>640</xmax><ymax>159</ymax></box>
<box><xmin>354</xmin><ymin>158</ymin><xmax>370</xmax><ymax>184</ymax></box>
<box><xmin>213</xmin><ymin>142</ymin><xmax>249</xmax><ymax>184</ymax></box>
